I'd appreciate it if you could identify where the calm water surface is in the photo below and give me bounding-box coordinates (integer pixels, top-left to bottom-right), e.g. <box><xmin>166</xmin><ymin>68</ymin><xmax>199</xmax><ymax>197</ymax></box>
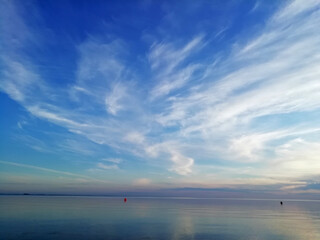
<box><xmin>0</xmin><ymin>196</ymin><xmax>319</xmax><ymax>239</ymax></box>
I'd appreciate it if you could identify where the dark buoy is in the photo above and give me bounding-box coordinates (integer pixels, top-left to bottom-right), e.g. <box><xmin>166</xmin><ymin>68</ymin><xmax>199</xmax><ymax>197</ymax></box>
<box><xmin>280</xmin><ymin>201</ymin><xmax>283</xmax><ymax>205</ymax></box>
<box><xmin>124</xmin><ymin>197</ymin><xmax>127</xmax><ymax>203</ymax></box>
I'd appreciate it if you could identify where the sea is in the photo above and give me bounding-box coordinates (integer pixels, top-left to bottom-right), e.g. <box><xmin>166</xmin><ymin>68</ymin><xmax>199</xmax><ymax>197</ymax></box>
<box><xmin>0</xmin><ymin>196</ymin><xmax>319</xmax><ymax>240</ymax></box>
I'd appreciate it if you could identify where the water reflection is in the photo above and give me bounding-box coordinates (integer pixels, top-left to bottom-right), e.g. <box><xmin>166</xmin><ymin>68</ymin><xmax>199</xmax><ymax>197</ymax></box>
<box><xmin>0</xmin><ymin>196</ymin><xmax>319</xmax><ymax>239</ymax></box>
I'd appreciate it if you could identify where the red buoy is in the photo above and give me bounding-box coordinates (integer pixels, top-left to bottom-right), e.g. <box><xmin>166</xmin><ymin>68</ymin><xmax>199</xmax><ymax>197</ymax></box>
<box><xmin>124</xmin><ymin>197</ymin><xmax>127</xmax><ymax>202</ymax></box>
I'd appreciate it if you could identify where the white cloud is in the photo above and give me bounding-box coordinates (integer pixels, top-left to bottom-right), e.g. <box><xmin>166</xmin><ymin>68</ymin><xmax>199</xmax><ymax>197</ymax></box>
<box><xmin>272</xmin><ymin>0</ymin><xmax>320</xmax><ymax>22</ymax></box>
<box><xmin>148</xmin><ymin>35</ymin><xmax>203</xmax><ymax>72</ymax></box>
<box><xmin>0</xmin><ymin>59</ymin><xmax>42</xmax><ymax>103</ymax></box>
<box><xmin>97</xmin><ymin>162</ymin><xmax>119</xmax><ymax>170</ymax></box>
<box><xmin>105</xmin><ymin>83</ymin><xmax>128</xmax><ymax>115</ymax></box>
<box><xmin>102</xmin><ymin>158</ymin><xmax>122</xmax><ymax>164</ymax></box>
<box><xmin>144</xmin><ymin>142</ymin><xmax>194</xmax><ymax>175</ymax></box>
<box><xmin>76</xmin><ymin>39</ymin><xmax>125</xmax><ymax>85</ymax></box>
<box><xmin>0</xmin><ymin>160</ymin><xmax>109</xmax><ymax>183</ymax></box>
<box><xmin>27</xmin><ymin>105</ymin><xmax>85</xmax><ymax>128</ymax></box>
<box><xmin>124</xmin><ymin>131</ymin><xmax>145</xmax><ymax>144</ymax></box>
<box><xmin>169</xmin><ymin>150</ymin><xmax>194</xmax><ymax>176</ymax></box>
<box><xmin>148</xmin><ymin>35</ymin><xmax>205</xmax><ymax>99</ymax></box>
<box><xmin>150</xmin><ymin>64</ymin><xmax>200</xmax><ymax>99</ymax></box>
<box><xmin>272</xmin><ymin>138</ymin><xmax>320</xmax><ymax>176</ymax></box>
<box><xmin>228</xmin><ymin>127</ymin><xmax>320</xmax><ymax>162</ymax></box>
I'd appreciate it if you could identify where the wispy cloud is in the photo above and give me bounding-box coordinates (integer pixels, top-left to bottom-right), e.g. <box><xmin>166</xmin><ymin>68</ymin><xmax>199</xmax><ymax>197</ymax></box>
<box><xmin>102</xmin><ymin>158</ymin><xmax>122</xmax><ymax>164</ymax></box>
<box><xmin>148</xmin><ymin>35</ymin><xmax>205</xmax><ymax>99</ymax></box>
<box><xmin>105</xmin><ymin>83</ymin><xmax>128</xmax><ymax>115</ymax></box>
<box><xmin>271</xmin><ymin>138</ymin><xmax>320</xmax><ymax>177</ymax></box>
<box><xmin>0</xmin><ymin>160</ymin><xmax>108</xmax><ymax>183</ymax></box>
<box><xmin>169</xmin><ymin>150</ymin><xmax>194</xmax><ymax>176</ymax></box>
<box><xmin>96</xmin><ymin>162</ymin><xmax>119</xmax><ymax>170</ymax></box>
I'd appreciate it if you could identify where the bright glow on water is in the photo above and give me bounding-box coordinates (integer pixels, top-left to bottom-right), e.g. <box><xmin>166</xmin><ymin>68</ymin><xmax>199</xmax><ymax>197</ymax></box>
<box><xmin>1</xmin><ymin>196</ymin><xmax>320</xmax><ymax>239</ymax></box>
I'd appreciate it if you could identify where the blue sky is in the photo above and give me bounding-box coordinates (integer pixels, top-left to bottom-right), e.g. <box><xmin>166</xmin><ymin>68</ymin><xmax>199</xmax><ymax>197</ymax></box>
<box><xmin>1</xmin><ymin>0</ymin><xmax>320</xmax><ymax>197</ymax></box>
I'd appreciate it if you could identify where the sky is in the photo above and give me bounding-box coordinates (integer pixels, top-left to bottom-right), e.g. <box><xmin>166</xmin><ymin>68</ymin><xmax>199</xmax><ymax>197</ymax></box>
<box><xmin>1</xmin><ymin>0</ymin><xmax>320</xmax><ymax>198</ymax></box>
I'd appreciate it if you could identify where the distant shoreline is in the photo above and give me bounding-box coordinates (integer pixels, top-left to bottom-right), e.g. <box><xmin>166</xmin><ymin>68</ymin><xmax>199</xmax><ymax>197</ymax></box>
<box><xmin>0</xmin><ymin>193</ymin><xmax>319</xmax><ymax>202</ymax></box>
